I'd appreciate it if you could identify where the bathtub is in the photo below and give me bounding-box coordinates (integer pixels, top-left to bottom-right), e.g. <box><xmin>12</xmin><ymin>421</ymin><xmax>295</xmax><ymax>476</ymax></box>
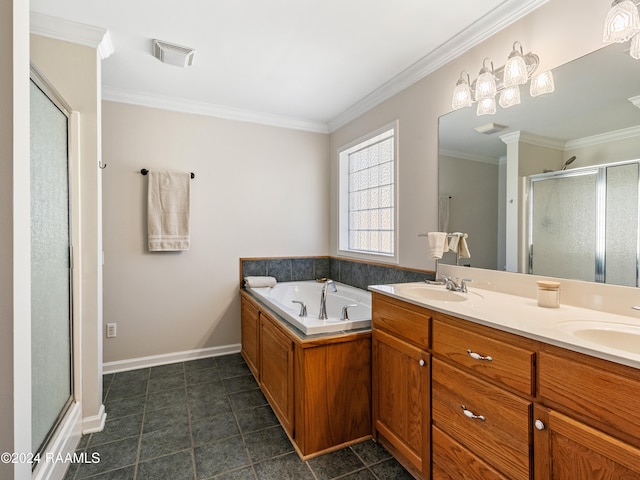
<box><xmin>249</xmin><ymin>281</ymin><xmax>371</xmax><ymax>335</ymax></box>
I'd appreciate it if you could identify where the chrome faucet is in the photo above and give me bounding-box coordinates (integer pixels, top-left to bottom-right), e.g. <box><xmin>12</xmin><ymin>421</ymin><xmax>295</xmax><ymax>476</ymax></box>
<box><xmin>443</xmin><ymin>276</ymin><xmax>473</xmax><ymax>293</ymax></box>
<box><xmin>319</xmin><ymin>280</ymin><xmax>337</xmax><ymax>319</ymax></box>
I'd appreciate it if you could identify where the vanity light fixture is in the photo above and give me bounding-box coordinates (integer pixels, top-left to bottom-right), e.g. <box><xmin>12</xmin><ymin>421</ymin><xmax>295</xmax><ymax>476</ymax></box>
<box><xmin>603</xmin><ymin>0</ymin><xmax>640</xmax><ymax>59</ymax></box>
<box><xmin>503</xmin><ymin>42</ymin><xmax>529</xmax><ymax>87</ymax></box>
<box><xmin>451</xmin><ymin>41</ymin><xmax>552</xmax><ymax>116</ymax></box>
<box><xmin>530</xmin><ymin>71</ymin><xmax>555</xmax><ymax>97</ymax></box>
<box><xmin>451</xmin><ymin>71</ymin><xmax>473</xmax><ymax>110</ymax></box>
<box><xmin>475</xmin><ymin>58</ymin><xmax>497</xmax><ymax>101</ymax></box>
<box><xmin>603</xmin><ymin>0</ymin><xmax>640</xmax><ymax>43</ymax></box>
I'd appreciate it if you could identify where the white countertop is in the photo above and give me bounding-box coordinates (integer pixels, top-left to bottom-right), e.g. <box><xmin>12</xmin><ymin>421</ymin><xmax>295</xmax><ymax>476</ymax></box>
<box><xmin>369</xmin><ymin>282</ymin><xmax>640</xmax><ymax>369</ymax></box>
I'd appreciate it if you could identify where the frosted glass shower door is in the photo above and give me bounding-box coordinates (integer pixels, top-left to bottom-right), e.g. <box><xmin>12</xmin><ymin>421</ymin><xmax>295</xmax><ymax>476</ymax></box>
<box><xmin>530</xmin><ymin>171</ymin><xmax>598</xmax><ymax>281</ymax></box>
<box><xmin>30</xmin><ymin>79</ymin><xmax>73</xmax><ymax>454</ymax></box>
<box><xmin>605</xmin><ymin>163</ymin><xmax>639</xmax><ymax>287</ymax></box>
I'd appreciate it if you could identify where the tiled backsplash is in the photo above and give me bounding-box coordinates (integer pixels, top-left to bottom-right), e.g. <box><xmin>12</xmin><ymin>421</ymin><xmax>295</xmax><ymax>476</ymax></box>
<box><xmin>240</xmin><ymin>257</ymin><xmax>435</xmax><ymax>290</ymax></box>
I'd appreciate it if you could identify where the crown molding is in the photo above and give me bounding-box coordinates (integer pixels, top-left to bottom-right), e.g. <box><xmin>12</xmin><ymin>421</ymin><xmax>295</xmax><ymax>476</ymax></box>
<box><xmin>565</xmin><ymin>125</ymin><xmax>640</xmax><ymax>150</ymax></box>
<box><xmin>326</xmin><ymin>0</ymin><xmax>550</xmax><ymax>133</ymax></box>
<box><xmin>500</xmin><ymin>130</ymin><xmax>565</xmax><ymax>150</ymax></box>
<box><xmin>440</xmin><ymin>148</ymin><xmax>500</xmax><ymax>165</ymax></box>
<box><xmin>30</xmin><ymin>12</ymin><xmax>114</xmax><ymax>59</ymax></box>
<box><xmin>101</xmin><ymin>87</ymin><xmax>330</xmax><ymax>134</ymax></box>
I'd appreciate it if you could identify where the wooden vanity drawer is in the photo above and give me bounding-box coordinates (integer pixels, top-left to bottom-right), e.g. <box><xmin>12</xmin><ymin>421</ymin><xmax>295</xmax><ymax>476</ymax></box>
<box><xmin>432</xmin><ymin>316</ymin><xmax>535</xmax><ymax>395</ymax></box>
<box><xmin>539</xmin><ymin>346</ymin><xmax>640</xmax><ymax>448</ymax></box>
<box><xmin>432</xmin><ymin>358</ymin><xmax>532</xmax><ymax>480</ymax></box>
<box><xmin>372</xmin><ymin>293</ymin><xmax>430</xmax><ymax>348</ymax></box>
<box><xmin>432</xmin><ymin>426</ymin><xmax>509</xmax><ymax>480</ymax></box>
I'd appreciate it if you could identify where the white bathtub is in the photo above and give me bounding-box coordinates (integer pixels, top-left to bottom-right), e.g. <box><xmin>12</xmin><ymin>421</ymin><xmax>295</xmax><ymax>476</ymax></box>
<box><xmin>249</xmin><ymin>281</ymin><xmax>371</xmax><ymax>335</ymax></box>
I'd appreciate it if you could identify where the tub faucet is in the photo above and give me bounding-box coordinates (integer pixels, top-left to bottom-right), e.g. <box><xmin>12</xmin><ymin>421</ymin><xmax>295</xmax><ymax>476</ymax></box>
<box><xmin>319</xmin><ymin>280</ymin><xmax>337</xmax><ymax>319</ymax></box>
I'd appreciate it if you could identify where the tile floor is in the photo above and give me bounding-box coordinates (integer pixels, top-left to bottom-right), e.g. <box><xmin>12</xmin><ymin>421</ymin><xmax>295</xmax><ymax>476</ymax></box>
<box><xmin>63</xmin><ymin>353</ymin><xmax>413</xmax><ymax>480</ymax></box>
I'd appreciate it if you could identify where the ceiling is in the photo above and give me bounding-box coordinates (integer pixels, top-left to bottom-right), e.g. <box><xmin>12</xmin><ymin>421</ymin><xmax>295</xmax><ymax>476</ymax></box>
<box><xmin>29</xmin><ymin>0</ymin><xmax>549</xmax><ymax>132</ymax></box>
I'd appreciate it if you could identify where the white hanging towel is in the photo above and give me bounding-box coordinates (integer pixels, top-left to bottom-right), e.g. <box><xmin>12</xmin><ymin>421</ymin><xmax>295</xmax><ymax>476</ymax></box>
<box><xmin>449</xmin><ymin>232</ymin><xmax>471</xmax><ymax>258</ymax></box>
<box><xmin>426</xmin><ymin>232</ymin><xmax>449</xmax><ymax>259</ymax></box>
<box><xmin>147</xmin><ymin>170</ymin><xmax>191</xmax><ymax>251</ymax></box>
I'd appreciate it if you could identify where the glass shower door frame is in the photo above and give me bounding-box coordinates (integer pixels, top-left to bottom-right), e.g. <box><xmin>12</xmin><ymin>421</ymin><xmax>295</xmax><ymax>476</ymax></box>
<box><xmin>30</xmin><ymin>66</ymin><xmax>75</xmax><ymax>458</ymax></box>
<box><xmin>528</xmin><ymin>159</ymin><xmax>640</xmax><ymax>286</ymax></box>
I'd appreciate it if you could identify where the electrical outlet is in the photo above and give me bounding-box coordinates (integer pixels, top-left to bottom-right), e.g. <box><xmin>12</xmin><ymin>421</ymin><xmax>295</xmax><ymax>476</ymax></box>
<box><xmin>106</xmin><ymin>323</ymin><xmax>117</xmax><ymax>338</ymax></box>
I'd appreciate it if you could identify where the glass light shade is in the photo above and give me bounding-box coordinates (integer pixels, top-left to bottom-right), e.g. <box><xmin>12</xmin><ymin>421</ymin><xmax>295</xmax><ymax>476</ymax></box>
<box><xmin>451</xmin><ymin>81</ymin><xmax>472</xmax><ymax>110</ymax></box>
<box><xmin>499</xmin><ymin>85</ymin><xmax>521</xmax><ymax>108</ymax></box>
<box><xmin>530</xmin><ymin>70</ymin><xmax>555</xmax><ymax>97</ymax></box>
<box><xmin>603</xmin><ymin>0</ymin><xmax>640</xmax><ymax>43</ymax></box>
<box><xmin>476</xmin><ymin>97</ymin><xmax>496</xmax><ymax>116</ymax></box>
<box><xmin>475</xmin><ymin>71</ymin><xmax>497</xmax><ymax>100</ymax></box>
<box><xmin>504</xmin><ymin>52</ymin><xmax>529</xmax><ymax>87</ymax></box>
<box><xmin>631</xmin><ymin>32</ymin><xmax>640</xmax><ymax>59</ymax></box>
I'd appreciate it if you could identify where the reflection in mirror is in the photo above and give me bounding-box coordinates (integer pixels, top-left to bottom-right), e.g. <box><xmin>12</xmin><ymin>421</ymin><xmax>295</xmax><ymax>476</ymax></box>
<box><xmin>438</xmin><ymin>43</ymin><xmax>640</xmax><ymax>286</ymax></box>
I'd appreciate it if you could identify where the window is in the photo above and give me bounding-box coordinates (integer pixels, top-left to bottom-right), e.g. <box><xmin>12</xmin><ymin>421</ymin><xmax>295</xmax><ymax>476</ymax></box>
<box><xmin>338</xmin><ymin>123</ymin><xmax>397</xmax><ymax>261</ymax></box>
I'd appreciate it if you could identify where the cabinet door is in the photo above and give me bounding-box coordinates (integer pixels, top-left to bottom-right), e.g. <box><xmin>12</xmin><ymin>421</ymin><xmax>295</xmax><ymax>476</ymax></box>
<box><xmin>260</xmin><ymin>312</ymin><xmax>295</xmax><ymax>435</ymax></box>
<box><xmin>373</xmin><ymin>328</ymin><xmax>430</xmax><ymax>476</ymax></box>
<box><xmin>534</xmin><ymin>405</ymin><xmax>640</xmax><ymax>480</ymax></box>
<box><xmin>240</xmin><ymin>296</ymin><xmax>260</xmax><ymax>379</ymax></box>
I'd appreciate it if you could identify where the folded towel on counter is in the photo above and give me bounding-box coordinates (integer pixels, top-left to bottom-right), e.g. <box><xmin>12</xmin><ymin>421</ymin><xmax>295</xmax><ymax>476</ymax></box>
<box><xmin>426</xmin><ymin>232</ymin><xmax>449</xmax><ymax>259</ymax></box>
<box><xmin>147</xmin><ymin>170</ymin><xmax>191</xmax><ymax>251</ymax></box>
<box><xmin>449</xmin><ymin>232</ymin><xmax>471</xmax><ymax>258</ymax></box>
<box><xmin>244</xmin><ymin>276</ymin><xmax>277</xmax><ymax>288</ymax></box>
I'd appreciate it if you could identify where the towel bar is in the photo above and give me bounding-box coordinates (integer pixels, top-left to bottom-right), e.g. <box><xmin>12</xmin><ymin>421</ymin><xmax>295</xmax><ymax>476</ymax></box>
<box><xmin>141</xmin><ymin>168</ymin><xmax>194</xmax><ymax>179</ymax></box>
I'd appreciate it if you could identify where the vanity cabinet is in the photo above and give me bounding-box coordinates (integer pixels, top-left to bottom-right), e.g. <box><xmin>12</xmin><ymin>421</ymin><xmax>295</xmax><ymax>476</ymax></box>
<box><xmin>533</xmin><ymin>405</ymin><xmax>640</xmax><ymax>479</ymax></box>
<box><xmin>431</xmin><ymin>314</ymin><xmax>535</xmax><ymax>480</ymax></box>
<box><xmin>371</xmin><ymin>290</ymin><xmax>640</xmax><ymax>480</ymax></box>
<box><xmin>240</xmin><ymin>291</ymin><xmax>372</xmax><ymax>459</ymax></box>
<box><xmin>535</xmin><ymin>344</ymin><xmax>640</xmax><ymax>479</ymax></box>
<box><xmin>372</xmin><ymin>293</ymin><xmax>431</xmax><ymax>479</ymax></box>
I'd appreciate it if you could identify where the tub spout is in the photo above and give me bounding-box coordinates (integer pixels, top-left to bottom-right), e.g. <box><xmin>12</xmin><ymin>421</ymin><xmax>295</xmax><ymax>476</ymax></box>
<box><xmin>318</xmin><ymin>280</ymin><xmax>337</xmax><ymax>319</ymax></box>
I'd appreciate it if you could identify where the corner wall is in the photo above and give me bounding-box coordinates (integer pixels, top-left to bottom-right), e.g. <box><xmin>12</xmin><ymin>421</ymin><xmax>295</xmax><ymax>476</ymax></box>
<box><xmin>101</xmin><ymin>102</ymin><xmax>329</xmax><ymax>364</ymax></box>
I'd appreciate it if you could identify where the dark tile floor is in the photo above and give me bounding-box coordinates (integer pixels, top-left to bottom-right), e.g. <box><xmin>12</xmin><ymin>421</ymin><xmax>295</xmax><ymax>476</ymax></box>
<box><xmin>63</xmin><ymin>353</ymin><xmax>413</xmax><ymax>480</ymax></box>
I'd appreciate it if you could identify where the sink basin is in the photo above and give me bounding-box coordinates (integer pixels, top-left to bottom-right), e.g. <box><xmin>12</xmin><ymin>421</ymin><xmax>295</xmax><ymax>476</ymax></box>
<box><xmin>392</xmin><ymin>284</ymin><xmax>468</xmax><ymax>303</ymax></box>
<box><xmin>557</xmin><ymin>320</ymin><xmax>640</xmax><ymax>354</ymax></box>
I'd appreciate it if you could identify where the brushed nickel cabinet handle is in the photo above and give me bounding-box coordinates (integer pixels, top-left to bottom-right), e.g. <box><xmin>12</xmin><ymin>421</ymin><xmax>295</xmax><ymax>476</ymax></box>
<box><xmin>419</xmin><ymin>359</ymin><xmax>426</xmax><ymax>367</ymax></box>
<box><xmin>461</xmin><ymin>405</ymin><xmax>486</xmax><ymax>421</ymax></box>
<box><xmin>467</xmin><ymin>349</ymin><xmax>493</xmax><ymax>362</ymax></box>
<box><xmin>535</xmin><ymin>419</ymin><xmax>546</xmax><ymax>430</ymax></box>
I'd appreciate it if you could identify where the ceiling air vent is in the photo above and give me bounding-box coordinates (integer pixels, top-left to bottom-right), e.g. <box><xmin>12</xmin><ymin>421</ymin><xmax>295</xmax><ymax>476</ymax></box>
<box><xmin>152</xmin><ymin>40</ymin><xmax>195</xmax><ymax>68</ymax></box>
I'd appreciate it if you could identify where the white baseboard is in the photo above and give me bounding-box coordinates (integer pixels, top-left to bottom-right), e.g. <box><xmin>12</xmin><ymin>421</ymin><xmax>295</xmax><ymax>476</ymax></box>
<box><xmin>102</xmin><ymin>344</ymin><xmax>242</xmax><ymax>374</ymax></box>
<box><xmin>32</xmin><ymin>402</ymin><xmax>82</xmax><ymax>480</ymax></box>
<box><xmin>82</xmin><ymin>403</ymin><xmax>106</xmax><ymax>434</ymax></box>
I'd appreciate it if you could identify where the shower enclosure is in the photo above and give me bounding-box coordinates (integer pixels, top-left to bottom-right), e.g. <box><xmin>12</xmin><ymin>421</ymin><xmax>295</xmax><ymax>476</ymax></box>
<box><xmin>30</xmin><ymin>71</ymin><xmax>74</xmax><ymax>457</ymax></box>
<box><xmin>528</xmin><ymin>160</ymin><xmax>640</xmax><ymax>287</ymax></box>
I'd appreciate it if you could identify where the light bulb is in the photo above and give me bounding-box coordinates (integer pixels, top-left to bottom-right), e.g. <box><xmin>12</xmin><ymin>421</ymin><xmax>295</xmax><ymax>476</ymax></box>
<box><xmin>504</xmin><ymin>42</ymin><xmax>529</xmax><ymax>87</ymax></box>
<box><xmin>530</xmin><ymin>71</ymin><xmax>555</xmax><ymax>97</ymax></box>
<box><xmin>451</xmin><ymin>72</ymin><xmax>472</xmax><ymax>109</ymax></box>
<box><xmin>476</xmin><ymin>97</ymin><xmax>496</xmax><ymax>116</ymax></box>
<box><xmin>475</xmin><ymin>58</ymin><xmax>497</xmax><ymax>101</ymax></box>
<box><xmin>499</xmin><ymin>85</ymin><xmax>521</xmax><ymax>108</ymax></box>
<box><xmin>603</xmin><ymin>0</ymin><xmax>640</xmax><ymax>43</ymax></box>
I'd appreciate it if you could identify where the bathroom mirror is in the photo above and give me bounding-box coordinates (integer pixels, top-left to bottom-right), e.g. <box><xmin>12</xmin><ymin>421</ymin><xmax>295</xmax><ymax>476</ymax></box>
<box><xmin>438</xmin><ymin>42</ymin><xmax>640</xmax><ymax>286</ymax></box>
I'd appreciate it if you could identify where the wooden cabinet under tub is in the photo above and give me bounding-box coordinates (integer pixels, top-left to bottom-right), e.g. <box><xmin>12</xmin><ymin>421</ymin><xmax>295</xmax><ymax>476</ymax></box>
<box><xmin>240</xmin><ymin>290</ymin><xmax>372</xmax><ymax>459</ymax></box>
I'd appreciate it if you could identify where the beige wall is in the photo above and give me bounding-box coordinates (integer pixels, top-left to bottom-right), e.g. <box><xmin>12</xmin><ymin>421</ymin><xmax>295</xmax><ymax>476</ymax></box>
<box><xmin>329</xmin><ymin>0</ymin><xmax>611</xmax><ymax>272</ymax></box>
<box><xmin>101</xmin><ymin>102</ymin><xmax>329</xmax><ymax>363</ymax></box>
<box><xmin>31</xmin><ymin>35</ymin><xmax>105</xmax><ymax>431</ymax></box>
